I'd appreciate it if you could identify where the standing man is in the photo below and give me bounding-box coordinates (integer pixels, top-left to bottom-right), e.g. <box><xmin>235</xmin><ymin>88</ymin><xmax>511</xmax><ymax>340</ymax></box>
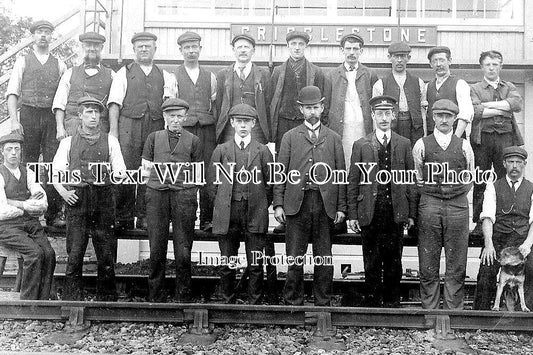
<box><xmin>215</xmin><ymin>34</ymin><xmax>271</xmax><ymax>145</ymax></box>
<box><xmin>142</xmin><ymin>98</ymin><xmax>202</xmax><ymax>303</ymax></box>
<box><xmin>53</xmin><ymin>32</ymin><xmax>114</xmax><ymax>137</ymax></box>
<box><xmin>474</xmin><ymin>146</ymin><xmax>533</xmax><ymax>311</ymax></box>
<box><xmin>470</xmin><ymin>50</ymin><xmax>523</xmax><ymax>228</ymax></box>
<box><xmin>273</xmin><ymin>86</ymin><xmax>346</xmax><ymax>306</ymax></box>
<box><xmin>5</xmin><ymin>20</ymin><xmax>67</xmax><ymax>228</ymax></box>
<box><xmin>208</xmin><ymin>104</ymin><xmax>273</xmax><ymax>304</ymax></box>
<box><xmin>425</xmin><ymin>46</ymin><xmax>473</xmax><ymax>137</ymax></box>
<box><xmin>413</xmin><ymin>99</ymin><xmax>475</xmax><ymax>310</ymax></box>
<box><xmin>373</xmin><ymin>42</ymin><xmax>427</xmax><ymax>145</ymax></box>
<box><xmin>108</xmin><ymin>31</ymin><xmax>177</xmax><ymax>230</ymax></box>
<box><xmin>324</xmin><ymin>33</ymin><xmax>378</xmax><ymax>169</ymax></box>
<box><xmin>175</xmin><ymin>31</ymin><xmax>217</xmax><ymax>232</ymax></box>
<box><xmin>53</xmin><ymin>97</ymin><xmax>126</xmax><ymax>301</ymax></box>
<box><xmin>348</xmin><ymin>95</ymin><xmax>416</xmax><ymax>307</ymax></box>
<box><xmin>0</xmin><ymin>133</ymin><xmax>55</xmax><ymax>300</ymax></box>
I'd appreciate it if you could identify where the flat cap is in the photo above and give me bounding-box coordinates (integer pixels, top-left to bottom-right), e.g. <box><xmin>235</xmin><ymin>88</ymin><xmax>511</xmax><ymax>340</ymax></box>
<box><xmin>162</xmin><ymin>98</ymin><xmax>189</xmax><ymax>112</ymax></box>
<box><xmin>432</xmin><ymin>99</ymin><xmax>459</xmax><ymax>115</ymax></box>
<box><xmin>77</xmin><ymin>96</ymin><xmax>105</xmax><ymax>111</ymax></box>
<box><xmin>30</xmin><ymin>20</ymin><xmax>54</xmax><ymax>34</ymax></box>
<box><xmin>79</xmin><ymin>31</ymin><xmax>106</xmax><ymax>44</ymax></box>
<box><xmin>229</xmin><ymin>104</ymin><xmax>258</xmax><ymax>120</ymax></box>
<box><xmin>131</xmin><ymin>31</ymin><xmax>157</xmax><ymax>44</ymax></box>
<box><xmin>178</xmin><ymin>31</ymin><xmax>201</xmax><ymax>45</ymax></box>
<box><xmin>340</xmin><ymin>33</ymin><xmax>364</xmax><ymax>47</ymax></box>
<box><xmin>370</xmin><ymin>95</ymin><xmax>397</xmax><ymax>110</ymax></box>
<box><xmin>388</xmin><ymin>42</ymin><xmax>411</xmax><ymax>54</ymax></box>
<box><xmin>427</xmin><ymin>46</ymin><xmax>451</xmax><ymax>61</ymax></box>
<box><xmin>0</xmin><ymin>133</ymin><xmax>24</xmax><ymax>145</ymax></box>
<box><xmin>297</xmin><ymin>86</ymin><xmax>325</xmax><ymax>105</ymax></box>
<box><xmin>231</xmin><ymin>33</ymin><xmax>256</xmax><ymax>47</ymax></box>
<box><xmin>286</xmin><ymin>31</ymin><xmax>310</xmax><ymax>44</ymax></box>
<box><xmin>502</xmin><ymin>146</ymin><xmax>528</xmax><ymax>160</ymax></box>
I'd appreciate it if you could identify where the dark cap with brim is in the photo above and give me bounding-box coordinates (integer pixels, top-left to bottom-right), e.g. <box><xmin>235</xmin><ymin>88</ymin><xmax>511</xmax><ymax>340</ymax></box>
<box><xmin>427</xmin><ymin>46</ymin><xmax>451</xmax><ymax>61</ymax></box>
<box><xmin>79</xmin><ymin>32</ymin><xmax>106</xmax><ymax>44</ymax></box>
<box><xmin>432</xmin><ymin>99</ymin><xmax>459</xmax><ymax>115</ymax></box>
<box><xmin>388</xmin><ymin>42</ymin><xmax>411</xmax><ymax>54</ymax></box>
<box><xmin>0</xmin><ymin>133</ymin><xmax>24</xmax><ymax>145</ymax></box>
<box><xmin>286</xmin><ymin>31</ymin><xmax>310</xmax><ymax>44</ymax></box>
<box><xmin>340</xmin><ymin>33</ymin><xmax>364</xmax><ymax>47</ymax></box>
<box><xmin>370</xmin><ymin>95</ymin><xmax>397</xmax><ymax>110</ymax></box>
<box><xmin>231</xmin><ymin>33</ymin><xmax>256</xmax><ymax>47</ymax></box>
<box><xmin>178</xmin><ymin>31</ymin><xmax>201</xmax><ymax>45</ymax></box>
<box><xmin>77</xmin><ymin>96</ymin><xmax>105</xmax><ymax>111</ymax></box>
<box><xmin>30</xmin><ymin>20</ymin><xmax>54</xmax><ymax>34</ymax></box>
<box><xmin>131</xmin><ymin>31</ymin><xmax>157</xmax><ymax>44</ymax></box>
<box><xmin>503</xmin><ymin>146</ymin><xmax>528</xmax><ymax>160</ymax></box>
<box><xmin>162</xmin><ymin>98</ymin><xmax>190</xmax><ymax>112</ymax></box>
<box><xmin>229</xmin><ymin>104</ymin><xmax>258</xmax><ymax>120</ymax></box>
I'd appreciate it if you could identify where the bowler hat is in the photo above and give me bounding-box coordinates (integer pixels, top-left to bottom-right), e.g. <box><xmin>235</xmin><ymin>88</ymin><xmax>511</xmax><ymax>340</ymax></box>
<box><xmin>340</xmin><ymin>33</ymin><xmax>364</xmax><ymax>47</ymax></box>
<box><xmin>77</xmin><ymin>96</ymin><xmax>105</xmax><ymax>112</ymax></box>
<box><xmin>178</xmin><ymin>31</ymin><xmax>201</xmax><ymax>45</ymax></box>
<box><xmin>286</xmin><ymin>31</ymin><xmax>310</xmax><ymax>44</ymax></box>
<box><xmin>0</xmin><ymin>133</ymin><xmax>24</xmax><ymax>145</ymax></box>
<box><xmin>231</xmin><ymin>33</ymin><xmax>256</xmax><ymax>47</ymax></box>
<box><xmin>30</xmin><ymin>20</ymin><xmax>54</xmax><ymax>34</ymax></box>
<box><xmin>370</xmin><ymin>95</ymin><xmax>397</xmax><ymax>110</ymax></box>
<box><xmin>79</xmin><ymin>32</ymin><xmax>106</xmax><ymax>44</ymax></box>
<box><xmin>432</xmin><ymin>99</ymin><xmax>459</xmax><ymax>115</ymax></box>
<box><xmin>502</xmin><ymin>146</ymin><xmax>528</xmax><ymax>160</ymax></box>
<box><xmin>388</xmin><ymin>42</ymin><xmax>411</xmax><ymax>54</ymax></box>
<box><xmin>297</xmin><ymin>86</ymin><xmax>325</xmax><ymax>105</ymax></box>
<box><xmin>427</xmin><ymin>46</ymin><xmax>451</xmax><ymax>61</ymax></box>
<box><xmin>131</xmin><ymin>31</ymin><xmax>157</xmax><ymax>44</ymax></box>
<box><xmin>162</xmin><ymin>98</ymin><xmax>190</xmax><ymax>112</ymax></box>
<box><xmin>229</xmin><ymin>104</ymin><xmax>258</xmax><ymax>120</ymax></box>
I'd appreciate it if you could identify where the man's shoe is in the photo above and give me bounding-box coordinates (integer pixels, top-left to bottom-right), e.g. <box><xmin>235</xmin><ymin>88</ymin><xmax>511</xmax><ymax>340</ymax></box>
<box><xmin>273</xmin><ymin>223</ymin><xmax>286</xmax><ymax>234</ymax></box>
<box><xmin>201</xmin><ymin>221</ymin><xmax>213</xmax><ymax>232</ymax></box>
<box><xmin>135</xmin><ymin>217</ymin><xmax>148</xmax><ymax>230</ymax></box>
<box><xmin>333</xmin><ymin>221</ymin><xmax>347</xmax><ymax>235</ymax></box>
<box><xmin>115</xmin><ymin>219</ymin><xmax>134</xmax><ymax>231</ymax></box>
<box><xmin>46</xmin><ymin>213</ymin><xmax>66</xmax><ymax>228</ymax></box>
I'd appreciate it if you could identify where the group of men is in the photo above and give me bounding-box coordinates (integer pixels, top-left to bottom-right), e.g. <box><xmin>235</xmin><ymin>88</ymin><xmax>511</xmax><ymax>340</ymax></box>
<box><xmin>0</xmin><ymin>19</ymin><xmax>532</xmax><ymax>310</ymax></box>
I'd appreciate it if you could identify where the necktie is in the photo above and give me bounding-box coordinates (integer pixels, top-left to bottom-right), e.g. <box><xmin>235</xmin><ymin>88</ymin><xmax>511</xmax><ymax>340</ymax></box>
<box><xmin>309</xmin><ymin>129</ymin><xmax>318</xmax><ymax>142</ymax></box>
<box><xmin>239</xmin><ymin>67</ymin><xmax>246</xmax><ymax>81</ymax></box>
<box><xmin>240</xmin><ymin>141</ymin><xmax>245</xmax><ymax>150</ymax></box>
<box><xmin>349</xmin><ymin>65</ymin><xmax>355</xmax><ymax>72</ymax></box>
<box><xmin>511</xmin><ymin>180</ymin><xmax>517</xmax><ymax>193</ymax></box>
<box><xmin>382</xmin><ymin>133</ymin><xmax>388</xmax><ymax>147</ymax></box>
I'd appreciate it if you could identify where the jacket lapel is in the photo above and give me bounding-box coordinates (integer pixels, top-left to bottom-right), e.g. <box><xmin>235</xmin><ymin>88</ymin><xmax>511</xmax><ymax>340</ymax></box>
<box><xmin>306</xmin><ymin>59</ymin><xmax>315</xmax><ymax>86</ymax></box>
<box><xmin>252</xmin><ymin>63</ymin><xmax>263</xmax><ymax>95</ymax></box>
<box><xmin>370</xmin><ymin>132</ymin><xmax>379</xmax><ymax>161</ymax></box>
<box><xmin>246</xmin><ymin>140</ymin><xmax>261</xmax><ymax>169</ymax></box>
<box><xmin>390</xmin><ymin>131</ymin><xmax>399</xmax><ymax>160</ymax></box>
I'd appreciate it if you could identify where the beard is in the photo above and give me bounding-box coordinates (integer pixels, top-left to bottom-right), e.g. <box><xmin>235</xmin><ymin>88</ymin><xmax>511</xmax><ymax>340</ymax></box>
<box><xmin>84</xmin><ymin>53</ymin><xmax>101</xmax><ymax>65</ymax></box>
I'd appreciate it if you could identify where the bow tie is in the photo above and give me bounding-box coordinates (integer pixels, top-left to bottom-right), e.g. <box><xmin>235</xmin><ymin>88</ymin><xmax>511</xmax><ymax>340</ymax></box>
<box><xmin>168</xmin><ymin>130</ymin><xmax>181</xmax><ymax>139</ymax></box>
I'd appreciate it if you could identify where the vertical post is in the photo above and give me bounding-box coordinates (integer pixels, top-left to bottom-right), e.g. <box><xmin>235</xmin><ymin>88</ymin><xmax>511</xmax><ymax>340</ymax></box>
<box><xmin>397</xmin><ymin>0</ymin><xmax>401</xmax><ymax>41</ymax></box>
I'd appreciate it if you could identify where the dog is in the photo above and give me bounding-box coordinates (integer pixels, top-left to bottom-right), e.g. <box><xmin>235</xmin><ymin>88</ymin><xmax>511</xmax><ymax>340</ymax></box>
<box><xmin>492</xmin><ymin>246</ymin><xmax>530</xmax><ymax>312</ymax></box>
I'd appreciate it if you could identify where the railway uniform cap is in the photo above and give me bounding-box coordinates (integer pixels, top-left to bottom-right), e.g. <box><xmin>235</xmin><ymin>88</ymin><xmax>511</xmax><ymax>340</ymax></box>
<box><xmin>79</xmin><ymin>31</ymin><xmax>106</xmax><ymax>44</ymax></box>
<box><xmin>502</xmin><ymin>146</ymin><xmax>528</xmax><ymax>160</ymax></box>
<box><xmin>340</xmin><ymin>33</ymin><xmax>364</xmax><ymax>47</ymax></box>
<box><xmin>431</xmin><ymin>99</ymin><xmax>459</xmax><ymax>115</ymax></box>
<box><xmin>231</xmin><ymin>33</ymin><xmax>256</xmax><ymax>47</ymax></box>
<box><xmin>388</xmin><ymin>42</ymin><xmax>411</xmax><ymax>54</ymax></box>
<box><xmin>286</xmin><ymin>31</ymin><xmax>310</xmax><ymax>44</ymax></box>
<box><xmin>370</xmin><ymin>95</ymin><xmax>397</xmax><ymax>110</ymax></box>
<box><xmin>229</xmin><ymin>104</ymin><xmax>258</xmax><ymax>120</ymax></box>
<box><xmin>131</xmin><ymin>31</ymin><xmax>157</xmax><ymax>44</ymax></box>
<box><xmin>30</xmin><ymin>20</ymin><xmax>54</xmax><ymax>34</ymax></box>
<box><xmin>177</xmin><ymin>31</ymin><xmax>201</xmax><ymax>45</ymax></box>
<box><xmin>77</xmin><ymin>96</ymin><xmax>105</xmax><ymax>112</ymax></box>
<box><xmin>0</xmin><ymin>133</ymin><xmax>24</xmax><ymax>145</ymax></box>
<box><xmin>427</xmin><ymin>45</ymin><xmax>451</xmax><ymax>60</ymax></box>
<box><xmin>162</xmin><ymin>98</ymin><xmax>190</xmax><ymax>112</ymax></box>
<box><xmin>297</xmin><ymin>86</ymin><xmax>325</xmax><ymax>105</ymax></box>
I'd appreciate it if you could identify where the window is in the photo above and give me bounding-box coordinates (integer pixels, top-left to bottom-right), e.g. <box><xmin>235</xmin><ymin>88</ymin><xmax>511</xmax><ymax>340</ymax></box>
<box><xmin>337</xmin><ymin>0</ymin><xmax>393</xmax><ymax>17</ymax></box>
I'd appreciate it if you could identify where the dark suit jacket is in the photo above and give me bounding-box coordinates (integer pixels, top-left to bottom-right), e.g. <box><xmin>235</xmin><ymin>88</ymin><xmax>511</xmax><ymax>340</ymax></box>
<box><xmin>207</xmin><ymin>139</ymin><xmax>273</xmax><ymax>235</ymax></box>
<box><xmin>215</xmin><ymin>63</ymin><xmax>272</xmax><ymax>142</ymax></box>
<box><xmin>272</xmin><ymin>124</ymin><xmax>347</xmax><ymax>220</ymax></box>
<box><xmin>323</xmin><ymin>63</ymin><xmax>378</xmax><ymax>136</ymax></box>
<box><xmin>347</xmin><ymin>131</ymin><xmax>417</xmax><ymax>226</ymax></box>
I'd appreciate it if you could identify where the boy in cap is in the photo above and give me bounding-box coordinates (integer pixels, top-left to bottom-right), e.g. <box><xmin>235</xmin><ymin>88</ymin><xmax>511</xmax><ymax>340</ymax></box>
<box><xmin>215</xmin><ymin>34</ymin><xmax>271</xmax><ymax>145</ymax></box>
<box><xmin>273</xmin><ymin>86</ymin><xmax>346</xmax><ymax>306</ymax></box>
<box><xmin>142</xmin><ymin>98</ymin><xmax>203</xmax><ymax>302</ymax></box>
<box><xmin>373</xmin><ymin>42</ymin><xmax>427</xmax><ymax>146</ymax></box>
<box><xmin>0</xmin><ymin>133</ymin><xmax>56</xmax><ymax>300</ymax></box>
<box><xmin>348</xmin><ymin>95</ymin><xmax>416</xmax><ymax>307</ymax></box>
<box><xmin>6</xmin><ymin>19</ymin><xmax>67</xmax><ymax>228</ymax></box>
<box><xmin>53</xmin><ymin>32</ymin><xmax>114</xmax><ymax>137</ymax></box>
<box><xmin>208</xmin><ymin>103</ymin><xmax>273</xmax><ymax>304</ymax></box>
<box><xmin>412</xmin><ymin>99</ymin><xmax>475</xmax><ymax>310</ymax></box>
<box><xmin>53</xmin><ymin>96</ymin><xmax>126</xmax><ymax>301</ymax></box>
<box><xmin>108</xmin><ymin>31</ymin><xmax>177</xmax><ymax>230</ymax></box>
<box><xmin>474</xmin><ymin>146</ymin><xmax>533</xmax><ymax>310</ymax></box>
<box><xmin>175</xmin><ymin>31</ymin><xmax>217</xmax><ymax>232</ymax></box>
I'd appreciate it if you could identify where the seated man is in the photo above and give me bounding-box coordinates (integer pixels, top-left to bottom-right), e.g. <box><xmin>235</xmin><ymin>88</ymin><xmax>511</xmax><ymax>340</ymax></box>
<box><xmin>474</xmin><ymin>146</ymin><xmax>533</xmax><ymax>310</ymax></box>
<box><xmin>0</xmin><ymin>133</ymin><xmax>55</xmax><ymax>300</ymax></box>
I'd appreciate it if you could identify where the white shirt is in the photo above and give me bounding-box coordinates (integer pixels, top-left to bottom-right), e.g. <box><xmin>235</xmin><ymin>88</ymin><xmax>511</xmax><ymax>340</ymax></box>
<box><xmin>372</xmin><ymin>73</ymin><xmax>427</xmax><ymax>112</ymax></box>
<box><xmin>5</xmin><ymin>50</ymin><xmax>67</xmax><ymax>98</ymax></box>
<box><xmin>107</xmin><ymin>64</ymin><xmax>177</xmax><ymax>108</ymax></box>
<box><xmin>343</xmin><ymin>62</ymin><xmax>359</xmax><ymax>73</ymax></box>
<box><xmin>480</xmin><ymin>176</ymin><xmax>533</xmax><ymax>225</ymax></box>
<box><xmin>425</xmin><ymin>75</ymin><xmax>474</xmax><ymax>123</ymax></box>
<box><xmin>233</xmin><ymin>62</ymin><xmax>252</xmax><ymax>80</ymax></box>
<box><xmin>0</xmin><ymin>165</ymin><xmax>47</xmax><ymax>221</ymax></box>
<box><xmin>177</xmin><ymin>66</ymin><xmax>217</xmax><ymax>101</ymax></box>
<box><xmin>375</xmin><ymin>128</ymin><xmax>391</xmax><ymax>145</ymax></box>
<box><xmin>304</xmin><ymin>121</ymin><xmax>321</xmax><ymax>139</ymax></box>
<box><xmin>484</xmin><ymin>77</ymin><xmax>500</xmax><ymax>90</ymax></box>
<box><xmin>234</xmin><ymin>133</ymin><xmax>251</xmax><ymax>149</ymax></box>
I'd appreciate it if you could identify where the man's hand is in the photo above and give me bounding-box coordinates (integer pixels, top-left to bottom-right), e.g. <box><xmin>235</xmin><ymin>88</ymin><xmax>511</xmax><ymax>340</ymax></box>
<box><xmin>10</xmin><ymin>120</ymin><xmax>23</xmax><ymax>135</ymax></box>
<box><xmin>274</xmin><ymin>206</ymin><xmax>285</xmax><ymax>224</ymax></box>
<box><xmin>519</xmin><ymin>243</ymin><xmax>532</xmax><ymax>258</ymax></box>
<box><xmin>31</xmin><ymin>191</ymin><xmax>45</xmax><ymax>200</ymax></box>
<box><xmin>407</xmin><ymin>217</ymin><xmax>415</xmax><ymax>229</ymax></box>
<box><xmin>348</xmin><ymin>219</ymin><xmax>361</xmax><ymax>233</ymax></box>
<box><xmin>56</xmin><ymin>125</ymin><xmax>67</xmax><ymax>141</ymax></box>
<box><xmin>60</xmin><ymin>189</ymin><xmax>79</xmax><ymax>206</ymax></box>
<box><xmin>481</xmin><ymin>243</ymin><xmax>497</xmax><ymax>266</ymax></box>
<box><xmin>334</xmin><ymin>211</ymin><xmax>345</xmax><ymax>224</ymax></box>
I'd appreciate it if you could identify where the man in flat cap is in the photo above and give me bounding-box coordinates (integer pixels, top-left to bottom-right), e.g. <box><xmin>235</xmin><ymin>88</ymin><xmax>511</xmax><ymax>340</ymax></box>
<box><xmin>6</xmin><ymin>19</ymin><xmax>67</xmax><ymax>228</ymax></box>
<box><xmin>425</xmin><ymin>46</ymin><xmax>473</xmax><ymax>137</ymax></box>
<box><xmin>273</xmin><ymin>86</ymin><xmax>346</xmax><ymax>306</ymax></box>
<box><xmin>53</xmin><ymin>96</ymin><xmax>126</xmax><ymax>301</ymax></box>
<box><xmin>347</xmin><ymin>95</ymin><xmax>416</xmax><ymax>307</ymax></box>
<box><xmin>207</xmin><ymin>103</ymin><xmax>273</xmax><ymax>304</ymax></box>
<box><xmin>53</xmin><ymin>32</ymin><xmax>114</xmax><ymax>138</ymax></box>
<box><xmin>215</xmin><ymin>34</ymin><xmax>271</xmax><ymax>146</ymax></box>
<box><xmin>470</xmin><ymin>50</ymin><xmax>523</xmax><ymax>234</ymax></box>
<box><xmin>175</xmin><ymin>31</ymin><xmax>217</xmax><ymax>232</ymax></box>
<box><xmin>373</xmin><ymin>42</ymin><xmax>427</xmax><ymax>146</ymax></box>
<box><xmin>324</xmin><ymin>33</ymin><xmax>378</xmax><ymax>169</ymax></box>
<box><xmin>412</xmin><ymin>99</ymin><xmax>475</xmax><ymax>310</ymax></box>
<box><xmin>141</xmin><ymin>98</ymin><xmax>203</xmax><ymax>302</ymax></box>
<box><xmin>0</xmin><ymin>133</ymin><xmax>55</xmax><ymax>300</ymax></box>
<box><xmin>108</xmin><ymin>31</ymin><xmax>177</xmax><ymax>230</ymax></box>
<box><xmin>474</xmin><ymin>146</ymin><xmax>533</xmax><ymax>311</ymax></box>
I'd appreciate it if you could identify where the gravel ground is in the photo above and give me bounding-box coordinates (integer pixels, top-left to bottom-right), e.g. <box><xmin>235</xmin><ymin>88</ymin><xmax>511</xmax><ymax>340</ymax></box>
<box><xmin>0</xmin><ymin>320</ymin><xmax>532</xmax><ymax>354</ymax></box>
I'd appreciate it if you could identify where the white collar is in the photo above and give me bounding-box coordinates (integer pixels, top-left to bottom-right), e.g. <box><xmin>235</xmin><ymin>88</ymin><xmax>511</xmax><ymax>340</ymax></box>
<box><xmin>234</xmin><ymin>61</ymin><xmax>252</xmax><ymax>76</ymax></box>
<box><xmin>234</xmin><ymin>133</ymin><xmax>251</xmax><ymax>149</ymax></box>
<box><xmin>344</xmin><ymin>62</ymin><xmax>359</xmax><ymax>72</ymax></box>
<box><xmin>484</xmin><ymin>77</ymin><xmax>500</xmax><ymax>89</ymax></box>
<box><xmin>433</xmin><ymin>129</ymin><xmax>454</xmax><ymax>148</ymax></box>
<box><xmin>304</xmin><ymin>120</ymin><xmax>321</xmax><ymax>132</ymax></box>
<box><xmin>375</xmin><ymin>129</ymin><xmax>391</xmax><ymax>144</ymax></box>
<box><xmin>506</xmin><ymin>175</ymin><xmax>523</xmax><ymax>189</ymax></box>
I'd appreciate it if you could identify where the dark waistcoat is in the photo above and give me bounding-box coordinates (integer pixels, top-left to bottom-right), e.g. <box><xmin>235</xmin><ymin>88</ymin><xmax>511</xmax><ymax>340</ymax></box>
<box><xmin>232</xmin><ymin>142</ymin><xmax>250</xmax><ymax>201</ymax></box>
<box><xmin>176</xmin><ymin>66</ymin><xmax>214</xmax><ymax>126</ymax></box>
<box><xmin>494</xmin><ymin>178</ymin><xmax>533</xmax><ymax>236</ymax></box>
<box><xmin>426</xmin><ymin>76</ymin><xmax>459</xmax><ymax>132</ymax></box>
<box><xmin>121</xmin><ymin>63</ymin><xmax>164</xmax><ymax>121</ymax></box>
<box><xmin>20</xmin><ymin>51</ymin><xmax>60</xmax><ymax>108</ymax></box>
<box><xmin>231</xmin><ymin>71</ymin><xmax>255</xmax><ymax>108</ymax></box>
<box><xmin>68</xmin><ymin>132</ymin><xmax>110</xmax><ymax>185</ymax></box>
<box><xmin>279</xmin><ymin>61</ymin><xmax>307</xmax><ymax>120</ymax></box>
<box><xmin>382</xmin><ymin>72</ymin><xmax>422</xmax><ymax>128</ymax></box>
<box><xmin>65</xmin><ymin>65</ymin><xmax>113</xmax><ymax>119</ymax></box>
